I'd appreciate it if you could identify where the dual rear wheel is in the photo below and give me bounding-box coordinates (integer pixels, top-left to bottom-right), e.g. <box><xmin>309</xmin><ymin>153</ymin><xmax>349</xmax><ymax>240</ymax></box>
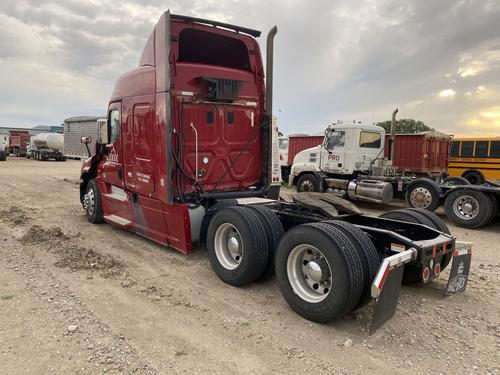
<box><xmin>207</xmin><ymin>208</ymin><xmax>381</xmax><ymax>323</ymax></box>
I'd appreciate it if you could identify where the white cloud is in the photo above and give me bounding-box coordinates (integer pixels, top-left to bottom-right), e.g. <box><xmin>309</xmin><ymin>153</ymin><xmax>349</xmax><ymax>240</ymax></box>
<box><xmin>438</xmin><ymin>89</ymin><xmax>456</xmax><ymax>98</ymax></box>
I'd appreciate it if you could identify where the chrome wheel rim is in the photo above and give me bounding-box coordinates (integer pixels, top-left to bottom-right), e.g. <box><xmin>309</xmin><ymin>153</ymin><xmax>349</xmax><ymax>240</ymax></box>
<box><xmin>410</xmin><ymin>187</ymin><xmax>432</xmax><ymax>208</ymax></box>
<box><xmin>214</xmin><ymin>223</ymin><xmax>243</xmax><ymax>270</ymax></box>
<box><xmin>287</xmin><ymin>244</ymin><xmax>332</xmax><ymax>303</ymax></box>
<box><xmin>84</xmin><ymin>189</ymin><xmax>95</xmax><ymax>216</ymax></box>
<box><xmin>300</xmin><ymin>180</ymin><xmax>314</xmax><ymax>192</ymax></box>
<box><xmin>453</xmin><ymin>195</ymin><xmax>479</xmax><ymax>220</ymax></box>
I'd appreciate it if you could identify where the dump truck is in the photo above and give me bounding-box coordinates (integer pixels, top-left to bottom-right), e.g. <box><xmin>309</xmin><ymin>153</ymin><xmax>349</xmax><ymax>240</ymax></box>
<box><xmin>27</xmin><ymin>132</ymin><xmax>66</xmax><ymax>161</ymax></box>
<box><xmin>7</xmin><ymin>130</ymin><xmax>30</xmax><ymax>157</ymax></box>
<box><xmin>79</xmin><ymin>11</ymin><xmax>472</xmax><ymax>332</ymax></box>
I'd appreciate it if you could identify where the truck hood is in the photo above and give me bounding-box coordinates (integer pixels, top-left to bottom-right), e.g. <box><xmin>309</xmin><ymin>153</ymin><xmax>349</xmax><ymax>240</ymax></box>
<box><xmin>292</xmin><ymin>145</ymin><xmax>322</xmax><ymax>165</ymax></box>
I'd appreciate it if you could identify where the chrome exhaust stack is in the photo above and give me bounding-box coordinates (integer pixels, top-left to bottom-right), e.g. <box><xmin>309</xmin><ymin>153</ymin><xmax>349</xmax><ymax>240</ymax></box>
<box><xmin>264</xmin><ymin>26</ymin><xmax>278</xmax><ymax>192</ymax></box>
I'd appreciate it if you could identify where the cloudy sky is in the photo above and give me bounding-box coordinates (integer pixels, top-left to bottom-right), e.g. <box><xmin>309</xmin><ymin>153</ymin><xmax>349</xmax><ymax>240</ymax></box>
<box><xmin>1</xmin><ymin>0</ymin><xmax>499</xmax><ymax>135</ymax></box>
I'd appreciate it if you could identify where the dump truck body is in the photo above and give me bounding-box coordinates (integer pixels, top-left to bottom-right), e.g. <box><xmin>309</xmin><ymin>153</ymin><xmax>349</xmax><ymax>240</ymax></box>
<box><xmin>8</xmin><ymin>130</ymin><xmax>30</xmax><ymax>157</ymax></box>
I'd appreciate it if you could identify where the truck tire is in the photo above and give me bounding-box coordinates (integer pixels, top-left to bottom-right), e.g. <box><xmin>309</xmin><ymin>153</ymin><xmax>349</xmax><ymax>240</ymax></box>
<box><xmin>275</xmin><ymin>222</ymin><xmax>364</xmax><ymax>323</ymax></box>
<box><xmin>84</xmin><ymin>179</ymin><xmax>104</xmax><ymax>224</ymax></box>
<box><xmin>443</xmin><ymin>176</ymin><xmax>470</xmax><ymax>186</ymax></box>
<box><xmin>405</xmin><ymin>179</ymin><xmax>442</xmax><ymax>212</ymax></box>
<box><xmin>0</xmin><ymin>150</ymin><xmax>6</xmax><ymax>161</ymax></box>
<box><xmin>207</xmin><ymin>206</ymin><xmax>269</xmax><ymax>286</ymax></box>
<box><xmin>488</xmin><ymin>194</ymin><xmax>498</xmax><ymax>224</ymax></box>
<box><xmin>322</xmin><ymin>220</ymin><xmax>380</xmax><ymax>307</ymax></box>
<box><xmin>296</xmin><ymin>173</ymin><xmax>320</xmax><ymax>192</ymax></box>
<box><xmin>462</xmin><ymin>170</ymin><xmax>484</xmax><ymax>185</ymax></box>
<box><xmin>444</xmin><ymin>190</ymin><xmax>493</xmax><ymax>228</ymax></box>
<box><xmin>247</xmin><ymin>205</ymin><xmax>284</xmax><ymax>279</ymax></box>
<box><xmin>380</xmin><ymin>209</ymin><xmax>436</xmax><ymax>284</ymax></box>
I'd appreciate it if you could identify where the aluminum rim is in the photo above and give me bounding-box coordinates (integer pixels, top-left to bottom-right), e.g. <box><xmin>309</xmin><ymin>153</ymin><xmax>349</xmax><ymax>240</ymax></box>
<box><xmin>452</xmin><ymin>195</ymin><xmax>479</xmax><ymax>220</ymax></box>
<box><xmin>300</xmin><ymin>179</ymin><xmax>314</xmax><ymax>192</ymax></box>
<box><xmin>84</xmin><ymin>189</ymin><xmax>95</xmax><ymax>216</ymax></box>
<box><xmin>287</xmin><ymin>244</ymin><xmax>332</xmax><ymax>303</ymax></box>
<box><xmin>214</xmin><ymin>223</ymin><xmax>243</xmax><ymax>270</ymax></box>
<box><xmin>410</xmin><ymin>187</ymin><xmax>432</xmax><ymax>208</ymax></box>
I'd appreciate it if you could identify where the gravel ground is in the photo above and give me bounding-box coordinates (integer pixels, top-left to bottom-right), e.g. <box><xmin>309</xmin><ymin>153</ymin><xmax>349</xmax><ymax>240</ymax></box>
<box><xmin>0</xmin><ymin>157</ymin><xmax>499</xmax><ymax>374</ymax></box>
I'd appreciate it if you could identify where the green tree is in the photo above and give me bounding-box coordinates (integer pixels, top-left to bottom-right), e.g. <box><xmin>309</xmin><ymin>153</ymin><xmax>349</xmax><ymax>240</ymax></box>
<box><xmin>376</xmin><ymin>118</ymin><xmax>433</xmax><ymax>134</ymax></box>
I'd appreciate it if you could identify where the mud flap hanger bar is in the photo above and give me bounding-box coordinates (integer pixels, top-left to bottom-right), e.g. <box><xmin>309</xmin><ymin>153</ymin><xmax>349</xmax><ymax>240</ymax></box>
<box><xmin>369</xmin><ymin>242</ymin><xmax>472</xmax><ymax>334</ymax></box>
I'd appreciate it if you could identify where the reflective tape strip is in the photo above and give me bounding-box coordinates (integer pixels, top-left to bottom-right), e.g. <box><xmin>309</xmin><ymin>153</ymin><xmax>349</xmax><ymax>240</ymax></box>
<box><xmin>454</xmin><ymin>247</ymin><xmax>472</xmax><ymax>256</ymax></box>
<box><xmin>432</xmin><ymin>245</ymin><xmax>437</xmax><ymax>258</ymax></box>
<box><xmin>442</xmin><ymin>242</ymin><xmax>447</xmax><ymax>255</ymax></box>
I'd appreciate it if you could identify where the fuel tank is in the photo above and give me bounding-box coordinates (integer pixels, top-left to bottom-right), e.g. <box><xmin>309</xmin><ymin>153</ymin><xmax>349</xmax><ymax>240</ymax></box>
<box><xmin>347</xmin><ymin>179</ymin><xmax>393</xmax><ymax>204</ymax></box>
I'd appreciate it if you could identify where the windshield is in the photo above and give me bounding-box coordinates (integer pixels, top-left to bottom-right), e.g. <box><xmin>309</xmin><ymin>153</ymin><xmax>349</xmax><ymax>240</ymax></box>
<box><xmin>279</xmin><ymin>138</ymin><xmax>288</xmax><ymax>150</ymax></box>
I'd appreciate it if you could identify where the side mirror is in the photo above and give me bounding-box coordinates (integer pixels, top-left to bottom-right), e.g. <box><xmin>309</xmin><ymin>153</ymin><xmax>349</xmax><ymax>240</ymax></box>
<box><xmin>81</xmin><ymin>136</ymin><xmax>92</xmax><ymax>144</ymax></box>
<box><xmin>97</xmin><ymin>119</ymin><xmax>109</xmax><ymax>144</ymax></box>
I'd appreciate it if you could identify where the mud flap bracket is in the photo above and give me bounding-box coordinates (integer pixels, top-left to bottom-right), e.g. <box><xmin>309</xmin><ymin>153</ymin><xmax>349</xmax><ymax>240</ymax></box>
<box><xmin>369</xmin><ymin>249</ymin><xmax>417</xmax><ymax>334</ymax></box>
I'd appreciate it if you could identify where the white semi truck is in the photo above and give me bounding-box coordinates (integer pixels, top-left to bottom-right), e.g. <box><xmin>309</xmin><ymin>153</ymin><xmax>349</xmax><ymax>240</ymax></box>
<box><xmin>289</xmin><ymin>122</ymin><xmax>395</xmax><ymax>204</ymax></box>
<box><xmin>288</xmin><ymin>121</ymin><xmax>500</xmax><ymax>229</ymax></box>
<box><xmin>0</xmin><ymin>133</ymin><xmax>8</xmax><ymax>161</ymax></box>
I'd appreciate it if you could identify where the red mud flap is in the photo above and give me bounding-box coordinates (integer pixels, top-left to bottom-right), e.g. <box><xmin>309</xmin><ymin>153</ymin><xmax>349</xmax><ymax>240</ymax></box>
<box><xmin>369</xmin><ymin>249</ymin><xmax>417</xmax><ymax>334</ymax></box>
<box><xmin>444</xmin><ymin>241</ymin><xmax>472</xmax><ymax>295</ymax></box>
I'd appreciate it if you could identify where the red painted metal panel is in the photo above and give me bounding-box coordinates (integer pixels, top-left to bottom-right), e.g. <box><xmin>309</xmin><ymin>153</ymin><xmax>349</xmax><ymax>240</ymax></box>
<box><xmin>287</xmin><ymin>135</ymin><xmax>324</xmax><ymax>165</ymax></box>
<box><xmin>384</xmin><ymin>133</ymin><xmax>451</xmax><ymax>175</ymax></box>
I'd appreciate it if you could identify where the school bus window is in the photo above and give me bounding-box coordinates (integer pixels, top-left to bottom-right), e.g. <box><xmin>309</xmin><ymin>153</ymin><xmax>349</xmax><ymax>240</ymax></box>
<box><xmin>450</xmin><ymin>141</ymin><xmax>459</xmax><ymax>157</ymax></box>
<box><xmin>461</xmin><ymin>141</ymin><xmax>473</xmax><ymax>157</ymax></box>
<box><xmin>475</xmin><ymin>141</ymin><xmax>489</xmax><ymax>157</ymax></box>
<box><xmin>490</xmin><ymin>141</ymin><xmax>500</xmax><ymax>157</ymax></box>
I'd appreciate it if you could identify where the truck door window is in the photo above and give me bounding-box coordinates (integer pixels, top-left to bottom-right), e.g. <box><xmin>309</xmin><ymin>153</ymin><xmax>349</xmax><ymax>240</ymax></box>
<box><xmin>109</xmin><ymin>109</ymin><xmax>120</xmax><ymax>144</ymax></box>
<box><xmin>359</xmin><ymin>131</ymin><xmax>381</xmax><ymax>148</ymax></box>
<box><xmin>326</xmin><ymin>131</ymin><xmax>345</xmax><ymax>151</ymax></box>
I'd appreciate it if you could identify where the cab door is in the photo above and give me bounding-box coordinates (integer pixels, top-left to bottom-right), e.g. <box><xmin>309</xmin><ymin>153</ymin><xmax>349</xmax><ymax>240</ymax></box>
<box><xmin>100</xmin><ymin>103</ymin><xmax>124</xmax><ymax>188</ymax></box>
<box><xmin>321</xmin><ymin>130</ymin><xmax>346</xmax><ymax>173</ymax></box>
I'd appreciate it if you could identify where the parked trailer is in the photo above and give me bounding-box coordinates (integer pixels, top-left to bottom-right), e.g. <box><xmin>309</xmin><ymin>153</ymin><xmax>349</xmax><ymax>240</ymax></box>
<box><xmin>0</xmin><ymin>133</ymin><xmax>7</xmax><ymax>161</ymax></box>
<box><xmin>28</xmin><ymin>132</ymin><xmax>66</xmax><ymax>161</ymax></box>
<box><xmin>79</xmin><ymin>12</ymin><xmax>472</xmax><ymax>332</ymax></box>
<box><xmin>383</xmin><ymin>132</ymin><xmax>451</xmax><ymax>177</ymax></box>
<box><xmin>8</xmin><ymin>130</ymin><xmax>30</xmax><ymax>157</ymax></box>
<box><xmin>63</xmin><ymin>116</ymin><xmax>102</xmax><ymax>159</ymax></box>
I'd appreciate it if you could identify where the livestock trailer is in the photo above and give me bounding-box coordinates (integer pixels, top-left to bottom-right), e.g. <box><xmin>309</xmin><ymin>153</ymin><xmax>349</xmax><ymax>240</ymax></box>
<box><xmin>63</xmin><ymin>116</ymin><xmax>103</xmax><ymax>159</ymax></box>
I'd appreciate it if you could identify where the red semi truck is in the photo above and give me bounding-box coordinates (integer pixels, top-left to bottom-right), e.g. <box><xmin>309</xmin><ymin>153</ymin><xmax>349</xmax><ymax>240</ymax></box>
<box><xmin>8</xmin><ymin>130</ymin><xmax>30</xmax><ymax>157</ymax></box>
<box><xmin>79</xmin><ymin>11</ymin><xmax>472</xmax><ymax>331</ymax></box>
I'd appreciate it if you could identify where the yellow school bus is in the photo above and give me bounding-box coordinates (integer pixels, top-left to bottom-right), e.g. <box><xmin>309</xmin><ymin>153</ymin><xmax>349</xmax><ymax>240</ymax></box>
<box><xmin>448</xmin><ymin>137</ymin><xmax>500</xmax><ymax>184</ymax></box>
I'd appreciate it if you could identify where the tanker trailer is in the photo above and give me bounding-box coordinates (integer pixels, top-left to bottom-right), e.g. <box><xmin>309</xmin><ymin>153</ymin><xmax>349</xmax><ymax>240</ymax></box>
<box><xmin>31</xmin><ymin>133</ymin><xmax>66</xmax><ymax>161</ymax></box>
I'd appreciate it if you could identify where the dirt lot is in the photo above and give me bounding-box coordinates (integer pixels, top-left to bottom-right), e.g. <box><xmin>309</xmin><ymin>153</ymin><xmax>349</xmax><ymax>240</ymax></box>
<box><xmin>0</xmin><ymin>157</ymin><xmax>498</xmax><ymax>374</ymax></box>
